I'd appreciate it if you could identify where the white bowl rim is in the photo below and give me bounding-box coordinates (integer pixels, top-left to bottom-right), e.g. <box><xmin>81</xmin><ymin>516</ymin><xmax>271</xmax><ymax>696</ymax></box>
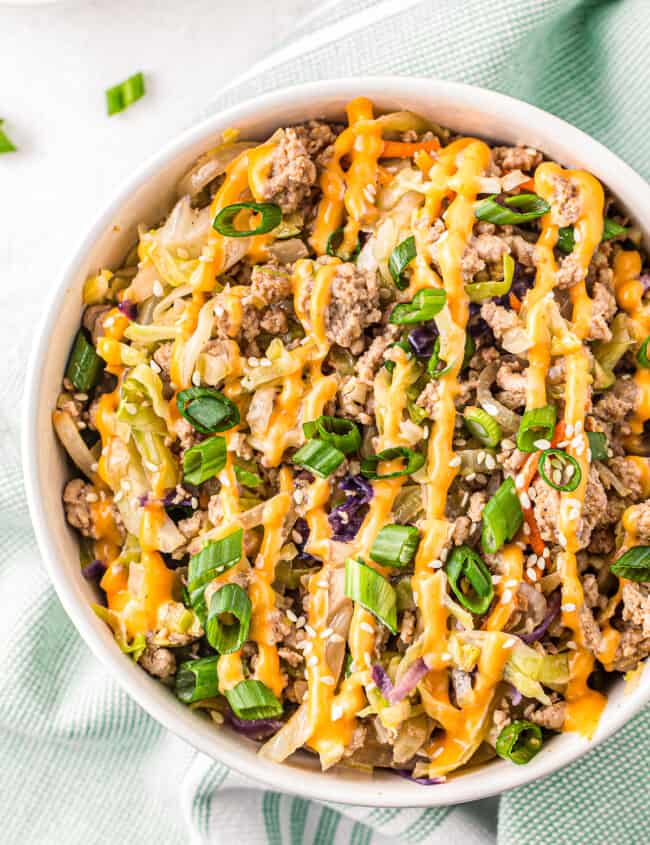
<box><xmin>21</xmin><ymin>75</ymin><xmax>650</xmax><ymax>808</ymax></box>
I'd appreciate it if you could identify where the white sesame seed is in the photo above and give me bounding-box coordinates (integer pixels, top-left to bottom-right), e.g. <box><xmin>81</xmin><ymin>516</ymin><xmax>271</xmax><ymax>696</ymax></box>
<box><xmin>558</xmin><ymin>532</ymin><xmax>567</xmax><ymax>547</ymax></box>
<box><xmin>574</xmin><ymin>420</ymin><xmax>583</xmax><ymax>434</ymax></box>
<box><xmin>191</xmin><ymin>497</ymin><xmax>198</xmax><ymax>509</ymax></box>
<box><xmin>330</xmin><ymin>633</ymin><xmax>344</xmax><ymax>644</ymax></box>
<box><xmin>301</xmin><ymin>641</ymin><xmax>313</xmax><ymax>655</ymax></box>
<box><xmin>533</xmin><ymin>438</ymin><xmax>551</xmax><ymax>450</ymax></box>
<box><xmin>565</xmin><ymin>423</ymin><xmax>574</xmax><ymax>437</ymax></box>
<box><xmin>562</xmin><ymin>602</ymin><xmax>576</xmax><ymax>612</ymax></box>
<box><xmin>515</xmin><ymin>475</ymin><xmax>525</xmax><ymax>489</ymax></box>
<box><xmin>144</xmin><ymin>460</ymin><xmax>159</xmax><ymax>472</ymax></box>
<box><xmin>86</xmin><ymin>492</ymin><xmax>99</xmax><ymax>503</ymax></box>
<box><xmin>305</xmin><ymin>624</ymin><xmax>316</xmax><ymax>638</ymax></box>
<box><xmin>567</xmin><ymin>640</ymin><xmax>577</xmax><ymax>650</ymax></box>
<box><xmin>527</xmin><ymin>567</ymin><xmax>538</xmax><ymax>582</ymax></box>
<box><xmin>431</xmin><ymin>747</ymin><xmax>444</xmax><ymax>759</ymax></box>
<box><xmin>317</xmin><ymin>580</ymin><xmax>328</xmax><ymax>589</ymax></box>
<box><xmin>449</xmin><ymin>455</ymin><xmax>461</xmax><ymax>468</ymax></box>
<box><xmin>320</xmin><ymin>627</ymin><xmax>333</xmax><ymax>639</ymax></box>
<box><xmin>214</xmin><ymin>304</ymin><xmax>224</xmax><ymax>317</ymax></box>
<box><xmin>430</xmin><ymin>559</ymin><xmax>443</xmax><ymax>570</ymax></box>
<box><xmin>331</xmin><ymin>704</ymin><xmax>343</xmax><ymax>721</ymax></box>
<box><xmin>247</xmin><ymin>357</ymin><xmax>259</xmax><ymax>367</ymax></box>
<box><xmin>522</xmin><ymin>522</ymin><xmax>531</xmax><ymax>535</ymax></box>
<box><xmin>483</xmin><ymin>402</ymin><xmax>498</xmax><ymax>416</ymax></box>
<box><xmin>520</xmin><ymin>492</ymin><xmax>531</xmax><ymax>509</ymax></box>
<box><xmin>360</xmin><ymin>622</ymin><xmax>374</xmax><ymax>634</ymax></box>
<box><xmin>293</xmin><ymin>490</ymin><xmax>303</xmax><ymax>504</ymax></box>
<box><xmin>153</xmin><ymin>280</ymin><xmax>164</xmax><ymax>297</ymax></box>
<box><xmin>440</xmin><ymin>652</ymin><xmax>451</xmax><ymax>661</ymax></box>
<box><xmin>348</xmin><ymin>661</ymin><xmax>358</xmax><ymax>673</ymax></box>
<box><xmin>543</xmin><ymin>547</ymin><xmax>550</xmax><ymax>558</ymax></box>
<box><xmin>307</xmin><ymin>655</ymin><xmax>318</xmax><ymax>667</ymax></box>
<box><xmin>296</xmin><ymin>616</ymin><xmax>306</xmax><ymax>628</ymax></box>
<box><xmin>90</xmin><ymin>462</ymin><xmax>99</xmax><ymax>472</ymax></box>
<box><xmin>503</xmin><ymin>637</ymin><xmax>517</xmax><ymax>648</ymax></box>
<box><xmin>501</xmin><ymin>439</ymin><xmax>515</xmax><ymax>450</ymax></box>
<box><xmin>364</xmin><ymin>652</ymin><xmax>372</xmax><ymax>668</ymax></box>
<box><xmin>440</xmin><ymin>547</ymin><xmax>449</xmax><ymax>562</ymax></box>
<box><xmin>149</xmin><ymin>360</ymin><xmax>161</xmax><ymax>374</ymax></box>
<box><xmin>466</xmin><ymin>472</ymin><xmax>476</xmax><ymax>481</ymax></box>
<box><xmin>286</xmin><ymin>609</ymin><xmax>297</xmax><ymax>622</ymax></box>
<box><xmin>492</xmin><ymin>575</ymin><xmax>502</xmax><ymax>584</ymax></box>
<box><xmin>477</xmin><ymin>451</ymin><xmax>486</xmax><ymax>465</ymax></box>
<box><xmin>505</xmin><ymin>579</ymin><xmax>518</xmax><ymax>588</ymax></box>
<box><xmin>103</xmin><ymin>316</ymin><xmax>115</xmax><ymax>328</ymax></box>
<box><xmin>260</xmin><ymin>358</ymin><xmax>272</xmax><ymax>368</ymax></box>
<box><xmin>113</xmin><ymin>490</ymin><xmax>124</xmax><ymax>503</ymax></box>
<box><xmin>485</xmin><ymin>454</ymin><xmax>496</xmax><ymax>470</ymax></box>
<box><xmin>321</xmin><ymin>675</ymin><xmax>336</xmax><ymax>686</ymax></box>
<box><xmin>501</xmin><ymin>589</ymin><xmax>513</xmax><ymax>604</ymax></box>
<box><xmin>191</xmin><ymin>370</ymin><xmax>201</xmax><ymax>387</ymax></box>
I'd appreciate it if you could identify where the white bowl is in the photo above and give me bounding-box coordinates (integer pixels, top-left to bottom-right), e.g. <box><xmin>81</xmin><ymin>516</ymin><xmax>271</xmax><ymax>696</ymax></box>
<box><xmin>22</xmin><ymin>76</ymin><xmax>650</xmax><ymax>807</ymax></box>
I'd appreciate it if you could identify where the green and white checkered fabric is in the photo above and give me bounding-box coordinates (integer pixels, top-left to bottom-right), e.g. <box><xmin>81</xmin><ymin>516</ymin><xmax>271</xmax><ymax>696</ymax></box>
<box><xmin>3</xmin><ymin>0</ymin><xmax>649</xmax><ymax>842</ymax></box>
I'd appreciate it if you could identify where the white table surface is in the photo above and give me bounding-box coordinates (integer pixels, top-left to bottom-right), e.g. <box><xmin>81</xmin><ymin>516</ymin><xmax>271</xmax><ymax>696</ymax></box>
<box><xmin>0</xmin><ymin>0</ymin><xmax>310</xmax><ymax>364</ymax></box>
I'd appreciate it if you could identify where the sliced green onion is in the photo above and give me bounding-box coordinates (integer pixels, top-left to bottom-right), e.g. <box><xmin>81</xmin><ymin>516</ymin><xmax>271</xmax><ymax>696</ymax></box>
<box><xmin>496</xmin><ymin>720</ymin><xmax>543</xmax><ymax>765</ymax></box>
<box><xmin>292</xmin><ymin>439</ymin><xmax>345</xmax><ymax>478</ymax></box>
<box><xmin>384</xmin><ymin>340</ymin><xmax>412</xmax><ymax>374</ymax></box>
<box><xmin>183</xmin><ymin>436</ymin><xmax>227</xmax><ymax>485</ymax></box>
<box><xmin>65</xmin><ymin>329</ymin><xmax>104</xmax><ymax>392</ymax></box>
<box><xmin>326</xmin><ymin>227</ymin><xmax>360</xmax><ymax>259</ymax></box>
<box><xmin>213</xmin><ymin>202</ymin><xmax>282</xmax><ymax>238</ymax></box>
<box><xmin>360</xmin><ymin>446</ymin><xmax>425</xmax><ymax>480</ymax></box>
<box><xmin>463</xmin><ymin>334</ymin><xmax>476</xmax><ymax>370</ymax></box>
<box><xmin>234</xmin><ymin>464</ymin><xmax>263</xmax><ymax>488</ymax></box>
<box><xmin>302</xmin><ymin>415</ymin><xmax>361</xmax><ymax>454</ymax></box>
<box><xmin>176</xmin><ymin>387</ymin><xmax>240</xmax><ymax>434</ymax></box>
<box><xmin>587</xmin><ymin>431</ymin><xmax>609</xmax><ymax>461</ymax></box>
<box><xmin>610</xmin><ymin>546</ymin><xmax>650</xmax><ymax>582</ymax></box>
<box><xmin>445</xmin><ymin>545</ymin><xmax>494</xmax><ymax>615</ymax></box>
<box><xmin>637</xmin><ymin>336</ymin><xmax>650</xmax><ymax>368</ymax></box>
<box><xmin>481</xmin><ymin>477</ymin><xmax>523</xmax><ymax>555</ymax></box>
<box><xmin>538</xmin><ymin>448</ymin><xmax>581</xmax><ymax>492</ymax></box>
<box><xmin>225</xmin><ymin>679</ymin><xmax>283</xmax><ymax>720</ymax></box>
<box><xmin>426</xmin><ymin>336</ymin><xmax>453</xmax><ymax>379</ymax></box>
<box><xmin>106</xmin><ymin>71</ymin><xmax>145</xmax><ymax>116</ymax></box>
<box><xmin>389</xmin><ymin>288</ymin><xmax>446</xmax><ymax>325</ymax></box>
<box><xmin>465</xmin><ymin>254</ymin><xmax>515</xmax><ymax>302</ymax></box>
<box><xmin>388</xmin><ymin>236</ymin><xmax>417</xmax><ymax>290</ymax></box>
<box><xmin>0</xmin><ymin>119</ymin><xmax>16</xmax><ymax>154</ymax></box>
<box><xmin>463</xmin><ymin>406</ymin><xmax>502</xmax><ymax>448</ymax></box>
<box><xmin>206</xmin><ymin>583</ymin><xmax>252</xmax><ymax>654</ymax></box>
<box><xmin>188</xmin><ymin>529</ymin><xmax>243</xmax><ymax>620</ymax></box>
<box><xmin>475</xmin><ymin>193</ymin><xmax>550</xmax><ymax>225</ymax></box>
<box><xmin>557</xmin><ymin>217</ymin><xmax>629</xmax><ymax>253</ymax></box>
<box><xmin>344</xmin><ymin>558</ymin><xmax>397</xmax><ymax>633</ymax></box>
<box><xmin>175</xmin><ymin>656</ymin><xmax>219</xmax><ymax>704</ymax></box>
<box><xmin>516</xmin><ymin>405</ymin><xmax>557</xmax><ymax>453</ymax></box>
<box><xmin>370</xmin><ymin>525</ymin><xmax>420</xmax><ymax>568</ymax></box>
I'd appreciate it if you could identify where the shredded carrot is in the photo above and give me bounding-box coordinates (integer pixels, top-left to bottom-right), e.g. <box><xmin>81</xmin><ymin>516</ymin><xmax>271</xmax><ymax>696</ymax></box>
<box><xmin>381</xmin><ymin>138</ymin><xmax>440</xmax><ymax>158</ymax></box>
<box><xmin>509</xmin><ymin>292</ymin><xmax>521</xmax><ymax>312</ymax></box>
<box><xmin>519</xmin><ymin>177</ymin><xmax>535</xmax><ymax>191</ymax></box>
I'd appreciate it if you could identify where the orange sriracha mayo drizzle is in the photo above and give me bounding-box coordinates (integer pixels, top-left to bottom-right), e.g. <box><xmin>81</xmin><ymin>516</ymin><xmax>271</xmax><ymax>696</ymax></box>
<box><xmin>528</xmin><ymin>164</ymin><xmax>607</xmax><ymax>738</ymax></box>
<box><xmin>310</xmin><ymin>97</ymin><xmax>382</xmax><ymax>258</ymax></box>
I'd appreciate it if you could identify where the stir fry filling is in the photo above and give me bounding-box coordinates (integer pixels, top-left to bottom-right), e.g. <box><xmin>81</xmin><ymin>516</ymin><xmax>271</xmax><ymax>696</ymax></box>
<box><xmin>55</xmin><ymin>98</ymin><xmax>650</xmax><ymax>780</ymax></box>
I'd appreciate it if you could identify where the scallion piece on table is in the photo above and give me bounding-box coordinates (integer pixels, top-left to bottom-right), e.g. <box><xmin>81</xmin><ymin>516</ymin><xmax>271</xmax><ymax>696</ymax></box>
<box><xmin>495</xmin><ymin>720</ymin><xmax>543</xmax><ymax>764</ymax></box>
<box><xmin>360</xmin><ymin>446</ymin><xmax>425</xmax><ymax>480</ymax></box>
<box><xmin>474</xmin><ymin>193</ymin><xmax>550</xmax><ymax>225</ymax></box>
<box><xmin>176</xmin><ymin>386</ymin><xmax>240</xmax><ymax>434</ymax></box>
<box><xmin>0</xmin><ymin>119</ymin><xmax>16</xmax><ymax>153</ymax></box>
<box><xmin>538</xmin><ymin>448</ymin><xmax>582</xmax><ymax>492</ymax></box>
<box><xmin>175</xmin><ymin>656</ymin><xmax>220</xmax><ymax>704</ymax></box>
<box><xmin>465</xmin><ymin>254</ymin><xmax>515</xmax><ymax>302</ymax></box>
<box><xmin>481</xmin><ymin>477</ymin><xmax>523</xmax><ymax>555</ymax></box>
<box><xmin>388</xmin><ymin>236</ymin><xmax>417</xmax><ymax>290</ymax></box>
<box><xmin>206</xmin><ymin>583</ymin><xmax>252</xmax><ymax>654</ymax></box>
<box><xmin>389</xmin><ymin>288</ymin><xmax>446</xmax><ymax>325</ymax></box>
<box><xmin>445</xmin><ymin>544</ymin><xmax>494</xmax><ymax>615</ymax></box>
<box><xmin>106</xmin><ymin>71</ymin><xmax>145</xmax><ymax>116</ymax></box>
<box><xmin>225</xmin><ymin>679</ymin><xmax>283</xmax><ymax>720</ymax></box>
<box><xmin>463</xmin><ymin>406</ymin><xmax>502</xmax><ymax>448</ymax></box>
<box><xmin>586</xmin><ymin>431</ymin><xmax>609</xmax><ymax>461</ymax></box>
<box><xmin>292</xmin><ymin>439</ymin><xmax>345</xmax><ymax>478</ymax></box>
<box><xmin>187</xmin><ymin>529</ymin><xmax>243</xmax><ymax>620</ymax></box>
<box><xmin>370</xmin><ymin>524</ymin><xmax>420</xmax><ymax>568</ymax></box>
<box><xmin>213</xmin><ymin>202</ymin><xmax>282</xmax><ymax>238</ymax></box>
<box><xmin>637</xmin><ymin>336</ymin><xmax>650</xmax><ymax>368</ymax></box>
<box><xmin>610</xmin><ymin>546</ymin><xmax>650</xmax><ymax>582</ymax></box>
<box><xmin>344</xmin><ymin>558</ymin><xmax>397</xmax><ymax>633</ymax></box>
<box><xmin>183</xmin><ymin>436</ymin><xmax>227</xmax><ymax>485</ymax></box>
<box><xmin>516</xmin><ymin>405</ymin><xmax>557</xmax><ymax>453</ymax></box>
<box><xmin>303</xmin><ymin>415</ymin><xmax>361</xmax><ymax>454</ymax></box>
<box><xmin>65</xmin><ymin>328</ymin><xmax>104</xmax><ymax>392</ymax></box>
<box><xmin>557</xmin><ymin>217</ymin><xmax>629</xmax><ymax>253</ymax></box>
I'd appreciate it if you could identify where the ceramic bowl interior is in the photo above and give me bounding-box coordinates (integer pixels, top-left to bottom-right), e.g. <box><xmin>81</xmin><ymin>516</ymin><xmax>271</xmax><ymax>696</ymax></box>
<box><xmin>22</xmin><ymin>77</ymin><xmax>650</xmax><ymax>807</ymax></box>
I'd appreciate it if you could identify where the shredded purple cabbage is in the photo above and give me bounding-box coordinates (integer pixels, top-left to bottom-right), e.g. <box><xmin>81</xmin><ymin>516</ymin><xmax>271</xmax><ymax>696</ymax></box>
<box><xmin>395</xmin><ymin>770</ymin><xmax>444</xmax><ymax>785</ymax></box>
<box><xmin>328</xmin><ymin>475</ymin><xmax>373</xmax><ymax>541</ymax></box>
<box><xmin>371</xmin><ymin>658</ymin><xmax>429</xmax><ymax>704</ymax></box>
<box><xmin>640</xmin><ymin>273</ymin><xmax>650</xmax><ymax>292</ymax></box>
<box><xmin>508</xmin><ymin>683</ymin><xmax>523</xmax><ymax>706</ymax></box>
<box><xmin>224</xmin><ymin>709</ymin><xmax>284</xmax><ymax>740</ymax></box>
<box><xmin>117</xmin><ymin>299</ymin><xmax>138</xmax><ymax>320</ymax></box>
<box><xmin>520</xmin><ymin>589</ymin><xmax>561</xmax><ymax>644</ymax></box>
<box><xmin>407</xmin><ymin>322</ymin><xmax>438</xmax><ymax>358</ymax></box>
<box><xmin>82</xmin><ymin>559</ymin><xmax>106</xmax><ymax>581</ymax></box>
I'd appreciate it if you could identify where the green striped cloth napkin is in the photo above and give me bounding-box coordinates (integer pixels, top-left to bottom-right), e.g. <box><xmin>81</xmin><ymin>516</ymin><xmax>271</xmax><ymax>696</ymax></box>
<box><xmin>3</xmin><ymin>0</ymin><xmax>649</xmax><ymax>842</ymax></box>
